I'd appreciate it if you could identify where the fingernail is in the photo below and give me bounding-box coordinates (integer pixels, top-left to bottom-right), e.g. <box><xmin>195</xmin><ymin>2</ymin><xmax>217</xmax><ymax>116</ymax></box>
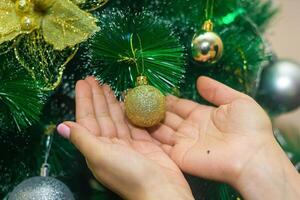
<box><xmin>85</xmin><ymin>76</ymin><xmax>98</xmax><ymax>83</ymax></box>
<box><xmin>57</xmin><ymin>123</ymin><xmax>71</xmax><ymax>139</ymax></box>
<box><xmin>103</xmin><ymin>84</ymin><xmax>111</xmax><ymax>95</ymax></box>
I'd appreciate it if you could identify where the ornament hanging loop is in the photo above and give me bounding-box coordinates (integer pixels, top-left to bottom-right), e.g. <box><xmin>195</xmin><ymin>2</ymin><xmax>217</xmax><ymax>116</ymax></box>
<box><xmin>39</xmin><ymin>125</ymin><xmax>55</xmax><ymax>177</ymax></box>
<box><xmin>205</xmin><ymin>0</ymin><xmax>215</xmax><ymax>21</ymax></box>
<box><xmin>203</xmin><ymin>0</ymin><xmax>215</xmax><ymax>31</ymax></box>
<box><xmin>202</xmin><ymin>0</ymin><xmax>215</xmax><ymax>32</ymax></box>
<box><xmin>130</xmin><ymin>33</ymin><xmax>145</xmax><ymax>76</ymax></box>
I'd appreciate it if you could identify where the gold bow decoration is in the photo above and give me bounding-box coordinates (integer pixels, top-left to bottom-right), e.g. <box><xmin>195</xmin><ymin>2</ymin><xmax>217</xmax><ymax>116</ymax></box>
<box><xmin>0</xmin><ymin>0</ymin><xmax>107</xmax><ymax>50</ymax></box>
<box><xmin>14</xmin><ymin>30</ymin><xmax>79</xmax><ymax>91</ymax></box>
<box><xmin>0</xmin><ymin>0</ymin><xmax>107</xmax><ymax>90</ymax></box>
<box><xmin>74</xmin><ymin>0</ymin><xmax>108</xmax><ymax>11</ymax></box>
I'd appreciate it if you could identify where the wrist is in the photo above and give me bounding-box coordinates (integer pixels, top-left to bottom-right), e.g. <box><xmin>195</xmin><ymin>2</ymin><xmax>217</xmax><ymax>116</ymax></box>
<box><xmin>133</xmin><ymin>173</ymin><xmax>194</xmax><ymax>200</ymax></box>
<box><xmin>138</xmin><ymin>185</ymin><xmax>194</xmax><ymax>200</ymax></box>
<box><xmin>233</xmin><ymin>139</ymin><xmax>300</xmax><ymax>200</ymax></box>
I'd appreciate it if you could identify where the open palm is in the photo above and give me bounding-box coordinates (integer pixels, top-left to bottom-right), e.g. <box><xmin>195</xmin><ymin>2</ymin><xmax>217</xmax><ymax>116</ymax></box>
<box><xmin>62</xmin><ymin>77</ymin><xmax>192</xmax><ymax>200</ymax></box>
<box><xmin>149</xmin><ymin>77</ymin><xmax>275</xmax><ymax>185</ymax></box>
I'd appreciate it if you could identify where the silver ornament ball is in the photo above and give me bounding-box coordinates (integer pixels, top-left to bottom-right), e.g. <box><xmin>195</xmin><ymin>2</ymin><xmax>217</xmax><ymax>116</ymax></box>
<box><xmin>9</xmin><ymin>176</ymin><xmax>74</xmax><ymax>200</ymax></box>
<box><xmin>256</xmin><ymin>60</ymin><xmax>300</xmax><ymax>113</ymax></box>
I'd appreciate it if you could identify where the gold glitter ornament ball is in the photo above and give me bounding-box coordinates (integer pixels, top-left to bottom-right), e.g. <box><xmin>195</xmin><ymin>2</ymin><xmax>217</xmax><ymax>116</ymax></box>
<box><xmin>125</xmin><ymin>78</ymin><xmax>166</xmax><ymax>128</ymax></box>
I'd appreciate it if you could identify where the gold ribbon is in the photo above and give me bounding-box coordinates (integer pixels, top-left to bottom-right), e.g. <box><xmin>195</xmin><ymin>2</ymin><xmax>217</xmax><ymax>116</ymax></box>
<box><xmin>0</xmin><ymin>0</ymin><xmax>101</xmax><ymax>50</ymax></box>
<box><xmin>14</xmin><ymin>30</ymin><xmax>79</xmax><ymax>91</ymax></box>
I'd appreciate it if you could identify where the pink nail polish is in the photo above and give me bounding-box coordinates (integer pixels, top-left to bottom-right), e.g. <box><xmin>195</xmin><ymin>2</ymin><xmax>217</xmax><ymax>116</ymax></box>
<box><xmin>57</xmin><ymin>124</ymin><xmax>71</xmax><ymax>139</ymax></box>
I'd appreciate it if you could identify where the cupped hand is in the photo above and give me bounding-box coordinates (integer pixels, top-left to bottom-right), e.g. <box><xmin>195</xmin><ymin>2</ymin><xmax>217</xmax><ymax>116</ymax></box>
<box><xmin>57</xmin><ymin>77</ymin><xmax>194</xmax><ymax>200</ymax></box>
<box><xmin>148</xmin><ymin>76</ymin><xmax>276</xmax><ymax>185</ymax></box>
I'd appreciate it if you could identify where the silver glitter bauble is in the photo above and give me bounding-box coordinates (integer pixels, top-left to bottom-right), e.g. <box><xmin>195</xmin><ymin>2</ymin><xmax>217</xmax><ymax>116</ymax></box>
<box><xmin>256</xmin><ymin>60</ymin><xmax>300</xmax><ymax>114</ymax></box>
<box><xmin>9</xmin><ymin>176</ymin><xmax>74</xmax><ymax>200</ymax></box>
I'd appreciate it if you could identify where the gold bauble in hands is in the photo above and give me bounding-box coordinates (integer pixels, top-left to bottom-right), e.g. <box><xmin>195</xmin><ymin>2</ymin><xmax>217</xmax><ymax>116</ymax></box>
<box><xmin>125</xmin><ymin>76</ymin><xmax>166</xmax><ymax>128</ymax></box>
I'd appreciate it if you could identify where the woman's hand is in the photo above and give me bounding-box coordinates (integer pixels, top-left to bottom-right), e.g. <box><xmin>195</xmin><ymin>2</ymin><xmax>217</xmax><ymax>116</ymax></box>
<box><xmin>149</xmin><ymin>76</ymin><xmax>300</xmax><ymax>200</ymax></box>
<box><xmin>57</xmin><ymin>77</ymin><xmax>194</xmax><ymax>200</ymax></box>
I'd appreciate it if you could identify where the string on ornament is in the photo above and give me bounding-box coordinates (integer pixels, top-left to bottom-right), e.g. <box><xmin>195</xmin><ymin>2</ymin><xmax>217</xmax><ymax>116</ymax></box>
<box><xmin>191</xmin><ymin>0</ymin><xmax>224</xmax><ymax>64</ymax></box>
<box><xmin>124</xmin><ymin>33</ymin><xmax>166</xmax><ymax>128</ymax></box>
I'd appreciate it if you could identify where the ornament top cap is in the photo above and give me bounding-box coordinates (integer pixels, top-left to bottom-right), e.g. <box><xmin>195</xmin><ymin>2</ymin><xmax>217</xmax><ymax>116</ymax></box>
<box><xmin>202</xmin><ymin>20</ymin><xmax>214</xmax><ymax>32</ymax></box>
<box><xmin>40</xmin><ymin>163</ymin><xmax>50</xmax><ymax>177</ymax></box>
<box><xmin>136</xmin><ymin>76</ymin><xmax>148</xmax><ymax>86</ymax></box>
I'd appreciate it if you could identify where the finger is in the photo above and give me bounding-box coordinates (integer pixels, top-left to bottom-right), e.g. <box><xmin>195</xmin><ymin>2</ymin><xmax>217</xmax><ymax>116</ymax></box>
<box><xmin>85</xmin><ymin>77</ymin><xmax>117</xmax><ymax>138</ymax></box>
<box><xmin>166</xmin><ymin>95</ymin><xmax>201</xmax><ymax>119</ymax></box>
<box><xmin>121</xmin><ymin>102</ymin><xmax>158</xmax><ymax>143</ymax></box>
<box><xmin>161</xmin><ymin>144</ymin><xmax>172</xmax><ymax>154</ymax></box>
<box><xmin>120</xmin><ymin>102</ymin><xmax>125</xmax><ymax>112</ymax></box>
<box><xmin>148</xmin><ymin>124</ymin><xmax>177</xmax><ymax>146</ymax></box>
<box><xmin>57</xmin><ymin>122</ymin><xmax>105</xmax><ymax>162</ymax></box>
<box><xmin>127</xmin><ymin>122</ymin><xmax>153</xmax><ymax>142</ymax></box>
<box><xmin>162</xmin><ymin>111</ymin><xmax>184</xmax><ymax>131</ymax></box>
<box><xmin>103</xmin><ymin>85</ymin><xmax>131</xmax><ymax>140</ymax></box>
<box><xmin>75</xmin><ymin>80</ymin><xmax>100</xmax><ymax>136</ymax></box>
<box><xmin>197</xmin><ymin>76</ymin><xmax>250</xmax><ymax>106</ymax></box>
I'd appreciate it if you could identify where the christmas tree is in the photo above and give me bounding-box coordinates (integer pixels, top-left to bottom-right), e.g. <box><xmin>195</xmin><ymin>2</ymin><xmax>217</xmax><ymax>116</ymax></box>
<box><xmin>2</xmin><ymin>0</ymin><xmax>299</xmax><ymax>199</ymax></box>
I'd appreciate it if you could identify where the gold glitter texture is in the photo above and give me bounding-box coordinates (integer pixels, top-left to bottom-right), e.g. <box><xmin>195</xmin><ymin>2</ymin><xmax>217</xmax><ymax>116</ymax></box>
<box><xmin>125</xmin><ymin>84</ymin><xmax>166</xmax><ymax>128</ymax></box>
<box><xmin>0</xmin><ymin>0</ymin><xmax>99</xmax><ymax>50</ymax></box>
<box><xmin>14</xmin><ymin>30</ymin><xmax>79</xmax><ymax>90</ymax></box>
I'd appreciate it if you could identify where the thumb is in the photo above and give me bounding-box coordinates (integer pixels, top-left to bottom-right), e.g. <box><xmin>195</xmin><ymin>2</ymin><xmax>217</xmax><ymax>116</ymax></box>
<box><xmin>57</xmin><ymin>122</ymin><xmax>100</xmax><ymax>160</ymax></box>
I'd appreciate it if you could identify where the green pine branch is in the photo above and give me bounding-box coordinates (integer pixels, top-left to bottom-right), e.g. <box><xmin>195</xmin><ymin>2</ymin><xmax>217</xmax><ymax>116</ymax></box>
<box><xmin>88</xmin><ymin>8</ymin><xmax>185</xmax><ymax>96</ymax></box>
<box><xmin>0</xmin><ymin>52</ymin><xmax>46</xmax><ymax>131</ymax></box>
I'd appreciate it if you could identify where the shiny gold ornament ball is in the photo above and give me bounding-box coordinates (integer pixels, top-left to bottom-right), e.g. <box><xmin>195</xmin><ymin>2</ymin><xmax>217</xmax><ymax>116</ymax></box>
<box><xmin>125</xmin><ymin>85</ymin><xmax>166</xmax><ymax>128</ymax></box>
<box><xmin>191</xmin><ymin>31</ymin><xmax>223</xmax><ymax>64</ymax></box>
